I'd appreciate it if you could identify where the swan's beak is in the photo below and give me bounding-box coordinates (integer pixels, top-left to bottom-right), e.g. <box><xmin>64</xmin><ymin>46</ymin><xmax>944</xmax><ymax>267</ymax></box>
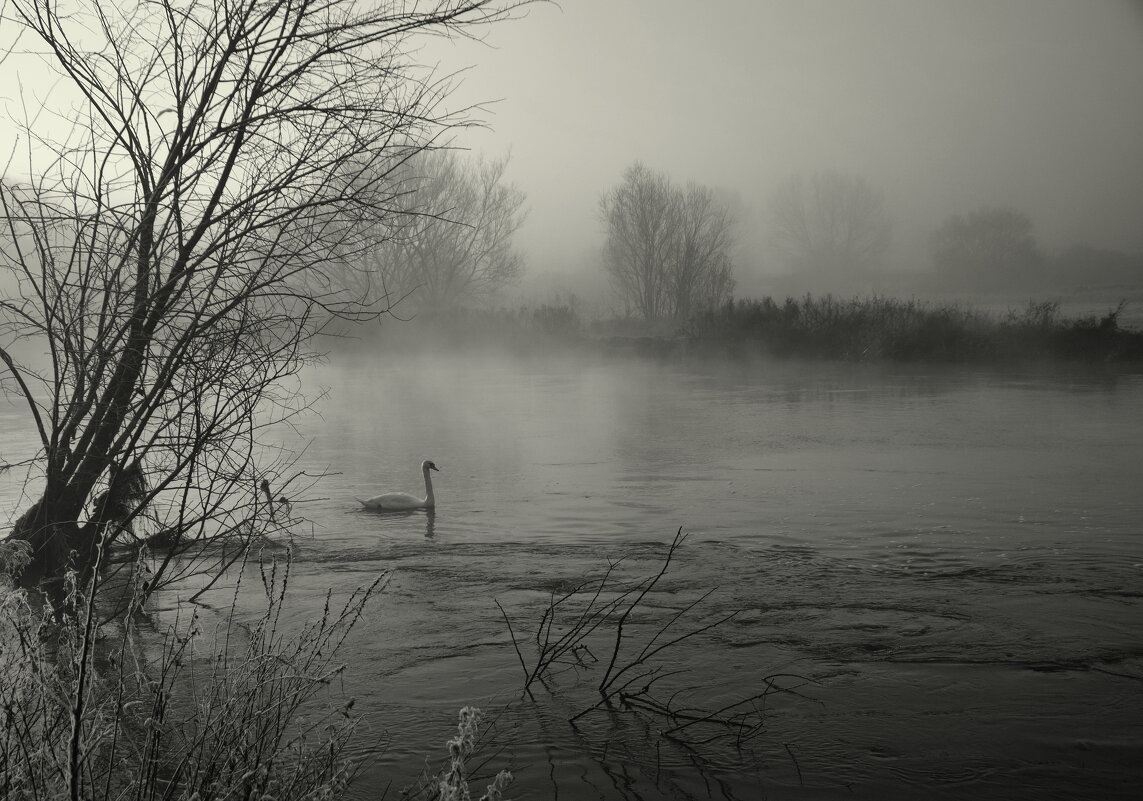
<box><xmin>430</xmin><ymin>464</ymin><xmax>440</xmax><ymax>472</ymax></box>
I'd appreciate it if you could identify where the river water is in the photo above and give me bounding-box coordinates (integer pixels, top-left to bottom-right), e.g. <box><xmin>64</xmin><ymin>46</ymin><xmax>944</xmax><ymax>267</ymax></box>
<box><xmin>4</xmin><ymin>346</ymin><xmax>1142</xmax><ymax>799</ymax></box>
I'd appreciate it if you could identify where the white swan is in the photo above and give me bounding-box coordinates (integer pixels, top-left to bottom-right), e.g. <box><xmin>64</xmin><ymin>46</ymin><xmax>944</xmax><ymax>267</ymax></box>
<box><xmin>358</xmin><ymin>460</ymin><xmax>439</xmax><ymax>511</ymax></box>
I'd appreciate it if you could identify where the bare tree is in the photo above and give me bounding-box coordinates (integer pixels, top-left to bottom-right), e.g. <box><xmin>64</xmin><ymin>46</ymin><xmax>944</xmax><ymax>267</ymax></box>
<box><xmin>601</xmin><ymin>163</ymin><xmax>675</xmax><ymax>321</ymax></box>
<box><xmin>931</xmin><ymin>206</ymin><xmax>1044</xmax><ymax>289</ymax></box>
<box><xmin>338</xmin><ymin>150</ymin><xmax>526</xmax><ymax>311</ymax></box>
<box><xmin>0</xmin><ymin>0</ymin><xmax>527</xmax><ymax>593</ymax></box>
<box><xmin>669</xmin><ymin>184</ymin><xmax>736</xmax><ymax>320</ymax></box>
<box><xmin>769</xmin><ymin>170</ymin><xmax>891</xmax><ymax>275</ymax></box>
<box><xmin>601</xmin><ymin>163</ymin><xmax>736</xmax><ymax>321</ymax></box>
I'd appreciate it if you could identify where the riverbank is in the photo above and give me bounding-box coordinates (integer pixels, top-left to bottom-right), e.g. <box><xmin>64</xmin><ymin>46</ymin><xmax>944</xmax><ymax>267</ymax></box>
<box><xmin>685</xmin><ymin>296</ymin><xmax>1143</xmax><ymax>363</ymax></box>
<box><xmin>351</xmin><ymin>295</ymin><xmax>1143</xmax><ymax>364</ymax></box>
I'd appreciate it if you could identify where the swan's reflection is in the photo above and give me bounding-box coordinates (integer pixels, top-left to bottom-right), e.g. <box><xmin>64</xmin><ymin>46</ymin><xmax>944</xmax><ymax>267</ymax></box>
<box><xmin>357</xmin><ymin>505</ymin><xmax>436</xmax><ymax>539</ymax></box>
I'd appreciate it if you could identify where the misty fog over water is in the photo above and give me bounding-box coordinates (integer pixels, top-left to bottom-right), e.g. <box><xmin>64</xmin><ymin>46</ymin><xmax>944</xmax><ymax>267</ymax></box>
<box><xmin>142</xmin><ymin>348</ymin><xmax>1140</xmax><ymax>799</ymax></box>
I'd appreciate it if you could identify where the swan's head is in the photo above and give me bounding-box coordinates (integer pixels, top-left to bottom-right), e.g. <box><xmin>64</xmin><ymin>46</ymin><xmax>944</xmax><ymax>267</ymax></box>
<box><xmin>422</xmin><ymin>460</ymin><xmax>440</xmax><ymax>472</ymax></box>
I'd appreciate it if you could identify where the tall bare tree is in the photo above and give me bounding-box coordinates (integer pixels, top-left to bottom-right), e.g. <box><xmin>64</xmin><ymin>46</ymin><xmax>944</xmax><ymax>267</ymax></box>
<box><xmin>601</xmin><ymin>163</ymin><xmax>735</xmax><ymax>321</ymax></box>
<box><xmin>0</xmin><ymin>0</ymin><xmax>527</xmax><ymax>592</ymax></box>
<box><xmin>358</xmin><ymin>150</ymin><xmax>527</xmax><ymax>310</ymax></box>
<box><xmin>769</xmin><ymin>170</ymin><xmax>891</xmax><ymax>275</ymax></box>
<box><xmin>669</xmin><ymin>183</ymin><xmax>736</xmax><ymax>319</ymax></box>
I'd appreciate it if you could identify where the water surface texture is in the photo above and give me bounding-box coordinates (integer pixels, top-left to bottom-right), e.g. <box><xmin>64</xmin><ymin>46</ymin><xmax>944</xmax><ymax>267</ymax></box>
<box><xmin>6</xmin><ymin>349</ymin><xmax>1143</xmax><ymax>798</ymax></box>
<box><xmin>270</xmin><ymin>350</ymin><xmax>1142</xmax><ymax>800</ymax></box>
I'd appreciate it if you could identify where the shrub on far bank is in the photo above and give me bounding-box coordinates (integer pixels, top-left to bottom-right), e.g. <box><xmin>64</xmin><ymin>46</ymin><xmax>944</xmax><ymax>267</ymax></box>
<box><xmin>331</xmin><ymin>293</ymin><xmax>1143</xmax><ymax>365</ymax></box>
<box><xmin>530</xmin><ymin>303</ymin><xmax>582</xmax><ymax>338</ymax></box>
<box><xmin>686</xmin><ymin>295</ymin><xmax>1143</xmax><ymax>363</ymax></box>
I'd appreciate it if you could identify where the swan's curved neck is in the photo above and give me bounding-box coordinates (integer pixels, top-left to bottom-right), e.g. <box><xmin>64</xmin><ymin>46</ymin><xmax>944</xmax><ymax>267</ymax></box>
<box><xmin>423</xmin><ymin>466</ymin><xmax>435</xmax><ymax>506</ymax></box>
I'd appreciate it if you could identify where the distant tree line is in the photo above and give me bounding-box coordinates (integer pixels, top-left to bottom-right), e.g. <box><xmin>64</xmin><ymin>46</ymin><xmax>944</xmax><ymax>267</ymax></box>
<box><xmin>757</xmin><ymin>174</ymin><xmax>1143</xmax><ymax>293</ymax></box>
<box><xmin>311</xmin><ymin>150</ymin><xmax>1143</xmax><ymax>322</ymax></box>
<box><xmin>930</xmin><ymin>206</ymin><xmax>1143</xmax><ymax>291</ymax></box>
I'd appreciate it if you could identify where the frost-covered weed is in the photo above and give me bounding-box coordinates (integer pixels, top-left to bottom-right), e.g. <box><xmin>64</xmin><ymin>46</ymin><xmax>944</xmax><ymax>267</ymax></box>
<box><xmin>436</xmin><ymin>706</ymin><xmax>514</xmax><ymax>801</ymax></box>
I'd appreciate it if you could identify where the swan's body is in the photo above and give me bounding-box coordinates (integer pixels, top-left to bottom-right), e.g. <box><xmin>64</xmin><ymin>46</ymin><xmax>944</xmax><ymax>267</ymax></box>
<box><xmin>358</xmin><ymin>460</ymin><xmax>439</xmax><ymax>511</ymax></box>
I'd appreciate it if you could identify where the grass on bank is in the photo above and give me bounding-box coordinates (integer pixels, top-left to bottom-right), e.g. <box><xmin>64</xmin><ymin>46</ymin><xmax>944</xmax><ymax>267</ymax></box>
<box><xmin>0</xmin><ymin>541</ymin><xmax>372</xmax><ymax>800</ymax></box>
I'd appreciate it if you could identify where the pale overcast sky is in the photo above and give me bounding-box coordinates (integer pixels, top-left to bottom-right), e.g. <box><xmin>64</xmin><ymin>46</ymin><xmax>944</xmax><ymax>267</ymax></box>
<box><xmin>430</xmin><ymin>0</ymin><xmax>1143</xmax><ymax>277</ymax></box>
<box><xmin>4</xmin><ymin>0</ymin><xmax>1142</xmax><ymax>284</ymax></box>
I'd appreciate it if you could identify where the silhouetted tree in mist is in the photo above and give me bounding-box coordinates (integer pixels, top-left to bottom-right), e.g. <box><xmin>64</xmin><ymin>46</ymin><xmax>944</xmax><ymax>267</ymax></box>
<box><xmin>0</xmin><ymin>0</ymin><xmax>528</xmax><ymax>592</ymax></box>
<box><xmin>352</xmin><ymin>150</ymin><xmax>527</xmax><ymax>311</ymax></box>
<box><xmin>932</xmin><ymin>207</ymin><xmax>1044</xmax><ymax>289</ymax></box>
<box><xmin>769</xmin><ymin>171</ymin><xmax>891</xmax><ymax>277</ymax></box>
<box><xmin>601</xmin><ymin>163</ymin><xmax>735</xmax><ymax>321</ymax></box>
